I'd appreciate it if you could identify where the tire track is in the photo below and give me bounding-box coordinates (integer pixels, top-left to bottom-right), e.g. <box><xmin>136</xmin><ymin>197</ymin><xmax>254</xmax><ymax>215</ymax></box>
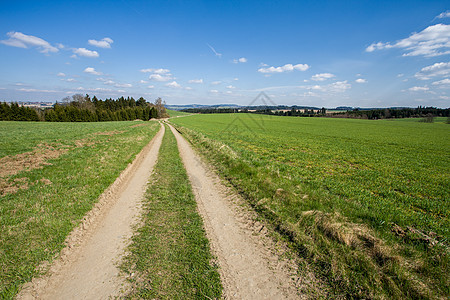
<box><xmin>168</xmin><ymin>124</ymin><xmax>300</xmax><ymax>299</ymax></box>
<box><xmin>18</xmin><ymin>123</ymin><xmax>165</xmax><ymax>300</ymax></box>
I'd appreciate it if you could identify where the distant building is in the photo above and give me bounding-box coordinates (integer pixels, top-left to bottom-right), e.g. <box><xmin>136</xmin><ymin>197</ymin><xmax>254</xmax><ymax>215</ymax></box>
<box><xmin>16</xmin><ymin>101</ymin><xmax>54</xmax><ymax>109</ymax></box>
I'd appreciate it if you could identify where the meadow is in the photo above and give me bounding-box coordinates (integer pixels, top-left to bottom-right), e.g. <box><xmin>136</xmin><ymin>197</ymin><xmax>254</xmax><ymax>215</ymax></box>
<box><xmin>166</xmin><ymin>109</ymin><xmax>191</xmax><ymax>118</ymax></box>
<box><xmin>0</xmin><ymin>121</ymin><xmax>159</xmax><ymax>298</ymax></box>
<box><xmin>171</xmin><ymin>114</ymin><xmax>449</xmax><ymax>299</ymax></box>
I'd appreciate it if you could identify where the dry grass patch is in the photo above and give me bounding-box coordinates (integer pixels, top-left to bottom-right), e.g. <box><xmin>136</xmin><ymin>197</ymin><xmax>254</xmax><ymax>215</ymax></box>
<box><xmin>130</xmin><ymin>123</ymin><xmax>148</xmax><ymax>128</ymax></box>
<box><xmin>93</xmin><ymin>130</ymin><xmax>125</xmax><ymax>136</ymax></box>
<box><xmin>0</xmin><ymin>143</ymin><xmax>67</xmax><ymax>196</ymax></box>
<box><xmin>0</xmin><ymin>143</ymin><xmax>68</xmax><ymax>178</ymax></box>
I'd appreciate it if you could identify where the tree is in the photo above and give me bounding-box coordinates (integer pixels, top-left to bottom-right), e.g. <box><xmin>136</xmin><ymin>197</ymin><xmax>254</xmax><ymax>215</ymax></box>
<box><xmin>154</xmin><ymin>97</ymin><xmax>167</xmax><ymax>118</ymax></box>
<box><xmin>136</xmin><ymin>97</ymin><xmax>147</xmax><ymax>107</ymax></box>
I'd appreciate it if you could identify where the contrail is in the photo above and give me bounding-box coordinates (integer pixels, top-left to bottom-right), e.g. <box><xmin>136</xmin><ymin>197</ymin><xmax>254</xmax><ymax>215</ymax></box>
<box><xmin>207</xmin><ymin>43</ymin><xmax>222</xmax><ymax>58</ymax></box>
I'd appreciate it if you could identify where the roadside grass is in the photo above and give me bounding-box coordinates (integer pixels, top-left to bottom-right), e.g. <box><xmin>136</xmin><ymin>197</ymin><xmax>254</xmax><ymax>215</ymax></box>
<box><xmin>166</xmin><ymin>109</ymin><xmax>191</xmax><ymax>118</ymax></box>
<box><xmin>0</xmin><ymin>121</ymin><xmax>159</xmax><ymax>299</ymax></box>
<box><xmin>121</xmin><ymin>124</ymin><xmax>222</xmax><ymax>299</ymax></box>
<box><xmin>0</xmin><ymin>121</ymin><xmax>151</xmax><ymax>158</ymax></box>
<box><xmin>171</xmin><ymin>114</ymin><xmax>449</xmax><ymax>299</ymax></box>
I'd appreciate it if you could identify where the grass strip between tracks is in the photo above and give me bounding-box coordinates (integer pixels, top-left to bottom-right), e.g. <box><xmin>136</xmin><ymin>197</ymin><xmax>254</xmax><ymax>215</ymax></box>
<box><xmin>121</xmin><ymin>124</ymin><xmax>222</xmax><ymax>299</ymax></box>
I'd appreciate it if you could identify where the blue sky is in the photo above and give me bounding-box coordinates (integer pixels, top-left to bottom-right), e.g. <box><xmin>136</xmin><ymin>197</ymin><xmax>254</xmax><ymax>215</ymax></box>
<box><xmin>0</xmin><ymin>0</ymin><xmax>449</xmax><ymax>108</ymax></box>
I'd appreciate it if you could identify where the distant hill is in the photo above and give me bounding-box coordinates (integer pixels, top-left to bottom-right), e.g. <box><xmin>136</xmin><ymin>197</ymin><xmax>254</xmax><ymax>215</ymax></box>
<box><xmin>166</xmin><ymin>104</ymin><xmax>426</xmax><ymax>111</ymax></box>
<box><xmin>166</xmin><ymin>104</ymin><xmax>240</xmax><ymax>110</ymax></box>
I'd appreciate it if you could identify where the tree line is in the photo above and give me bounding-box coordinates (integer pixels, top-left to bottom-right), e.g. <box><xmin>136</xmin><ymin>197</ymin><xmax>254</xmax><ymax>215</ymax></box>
<box><xmin>181</xmin><ymin>106</ymin><xmax>449</xmax><ymax>120</ymax></box>
<box><xmin>0</xmin><ymin>94</ymin><xmax>168</xmax><ymax>122</ymax></box>
<box><xmin>330</xmin><ymin>106</ymin><xmax>449</xmax><ymax>120</ymax></box>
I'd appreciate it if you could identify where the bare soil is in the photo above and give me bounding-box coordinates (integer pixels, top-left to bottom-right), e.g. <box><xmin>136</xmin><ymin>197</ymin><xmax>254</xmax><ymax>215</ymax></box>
<box><xmin>0</xmin><ymin>143</ymin><xmax>68</xmax><ymax>196</ymax></box>
<box><xmin>0</xmin><ymin>143</ymin><xmax>68</xmax><ymax>178</ymax></box>
<box><xmin>17</xmin><ymin>124</ymin><xmax>165</xmax><ymax>300</ymax></box>
<box><xmin>169</xmin><ymin>124</ymin><xmax>304</xmax><ymax>299</ymax></box>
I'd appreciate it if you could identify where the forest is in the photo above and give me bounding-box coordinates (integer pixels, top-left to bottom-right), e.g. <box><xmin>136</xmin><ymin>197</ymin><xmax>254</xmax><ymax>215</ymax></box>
<box><xmin>0</xmin><ymin>94</ymin><xmax>167</xmax><ymax>122</ymax></box>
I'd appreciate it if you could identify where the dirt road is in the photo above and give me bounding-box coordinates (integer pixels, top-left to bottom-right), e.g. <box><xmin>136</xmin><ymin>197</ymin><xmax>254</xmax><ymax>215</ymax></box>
<box><xmin>17</xmin><ymin>122</ymin><xmax>300</xmax><ymax>299</ymax></box>
<box><xmin>18</xmin><ymin>124</ymin><xmax>165</xmax><ymax>300</ymax></box>
<box><xmin>169</xmin><ymin>124</ymin><xmax>299</xmax><ymax>299</ymax></box>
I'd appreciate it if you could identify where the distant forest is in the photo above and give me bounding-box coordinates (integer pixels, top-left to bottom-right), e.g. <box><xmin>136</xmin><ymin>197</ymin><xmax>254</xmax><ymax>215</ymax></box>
<box><xmin>182</xmin><ymin>106</ymin><xmax>450</xmax><ymax>120</ymax></box>
<box><xmin>0</xmin><ymin>94</ymin><xmax>167</xmax><ymax>122</ymax></box>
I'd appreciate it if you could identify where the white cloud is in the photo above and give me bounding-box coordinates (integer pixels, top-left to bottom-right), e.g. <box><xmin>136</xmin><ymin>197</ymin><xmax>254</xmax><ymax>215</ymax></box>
<box><xmin>432</xmin><ymin>78</ymin><xmax>450</xmax><ymax>85</ymax></box>
<box><xmin>147</xmin><ymin>85</ymin><xmax>154</xmax><ymax>89</ymax></box>
<box><xmin>233</xmin><ymin>57</ymin><xmax>247</xmax><ymax>63</ymax></box>
<box><xmin>258</xmin><ymin>63</ymin><xmax>310</xmax><ymax>73</ymax></box>
<box><xmin>149</xmin><ymin>74</ymin><xmax>173</xmax><ymax>81</ymax></box>
<box><xmin>57</xmin><ymin>72</ymin><xmax>66</xmax><ymax>77</ymax></box>
<box><xmin>88</xmin><ymin>37</ymin><xmax>113</xmax><ymax>48</ymax></box>
<box><xmin>141</xmin><ymin>68</ymin><xmax>170</xmax><ymax>74</ymax></box>
<box><xmin>415</xmin><ymin>62</ymin><xmax>450</xmax><ymax>80</ymax></box>
<box><xmin>185</xmin><ymin>87</ymin><xmax>193</xmax><ymax>90</ymax></box>
<box><xmin>98</xmin><ymin>78</ymin><xmax>115</xmax><ymax>85</ymax></box>
<box><xmin>330</xmin><ymin>80</ymin><xmax>351</xmax><ymax>91</ymax></box>
<box><xmin>61</xmin><ymin>78</ymin><xmax>76</xmax><ymax>82</ymax></box>
<box><xmin>436</xmin><ymin>11</ymin><xmax>450</xmax><ymax>19</ymax></box>
<box><xmin>211</xmin><ymin>81</ymin><xmax>222</xmax><ymax>85</ymax></box>
<box><xmin>73</xmin><ymin>48</ymin><xmax>99</xmax><ymax>58</ymax></box>
<box><xmin>0</xmin><ymin>31</ymin><xmax>58</xmax><ymax>53</ymax></box>
<box><xmin>397</xmin><ymin>73</ymin><xmax>404</xmax><ymax>77</ymax></box>
<box><xmin>409</xmin><ymin>86</ymin><xmax>429</xmax><ymax>91</ymax></box>
<box><xmin>355</xmin><ymin>78</ymin><xmax>367</xmax><ymax>83</ymax></box>
<box><xmin>226</xmin><ymin>91</ymin><xmax>232</xmax><ymax>94</ymax></box>
<box><xmin>311</xmin><ymin>73</ymin><xmax>335</xmax><ymax>81</ymax></box>
<box><xmin>74</xmin><ymin>87</ymin><xmax>128</xmax><ymax>94</ymax></box>
<box><xmin>165</xmin><ymin>81</ymin><xmax>181</xmax><ymax>88</ymax></box>
<box><xmin>366</xmin><ymin>42</ymin><xmax>393</xmax><ymax>52</ymax></box>
<box><xmin>84</xmin><ymin>67</ymin><xmax>102</xmax><ymax>75</ymax></box>
<box><xmin>207</xmin><ymin>43</ymin><xmax>222</xmax><ymax>58</ymax></box>
<box><xmin>233</xmin><ymin>77</ymin><xmax>239</xmax><ymax>81</ymax></box>
<box><xmin>17</xmin><ymin>88</ymin><xmax>58</xmax><ymax>93</ymax></box>
<box><xmin>115</xmin><ymin>83</ymin><xmax>132</xmax><ymax>88</ymax></box>
<box><xmin>188</xmin><ymin>79</ymin><xmax>203</xmax><ymax>84</ymax></box>
<box><xmin>210</xmin><ymin>89</ymin><xmax>219</xmax><ymax>93</ymax></box>
<box><xmin>139</xmin><ymin>80</ymin><xmax>148</xmax><ymax>84</ymax></box>
<box><xmin>366</xmin><ymin>24</ymin><xmax>450</xmax><ymax>57</ymax></box>
<box><xmin>226</xmin><ymin>85</ymin><xmax>235</xmax><ymax>89</ymax></box>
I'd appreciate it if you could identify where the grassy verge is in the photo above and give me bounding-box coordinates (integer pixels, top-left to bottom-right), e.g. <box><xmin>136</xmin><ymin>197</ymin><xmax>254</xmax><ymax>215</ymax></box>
<box><xmin>120</xmin><ymin>124</ymin><xmax>222</xmax><ymax>299</ymax></box>
<box><xmin>170</xmin><ymin>114</ymin><xmax>449</xmax><ymax>299</ymax></box>
<box><xmin>0</xmin><ymin>121</ymin><xmax>159</xmax><ymax>299</ymax></box>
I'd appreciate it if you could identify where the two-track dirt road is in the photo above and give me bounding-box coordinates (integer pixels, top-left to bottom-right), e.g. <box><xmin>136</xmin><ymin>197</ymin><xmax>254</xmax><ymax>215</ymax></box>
<box><xmin>18</xmin><ymin>122</ymin><xmax>300</xmax><ymax>299</ymax></box>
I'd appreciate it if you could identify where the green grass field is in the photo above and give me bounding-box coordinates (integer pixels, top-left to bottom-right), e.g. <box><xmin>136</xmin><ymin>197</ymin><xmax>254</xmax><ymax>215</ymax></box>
<box><xmin>166</xmin><ymin>109</ymin><xmax>191</xmax><ymax>118</ymax></box>
<box><xmin>0</xmin><ymin>121</ymin><xmax>159</xmax><ymax>298</ymax></box>
<box><xmin>171</xmin><ymin>114</ymin><xmax>449</xmax><ymax>299</ymax></box>
<box><xmin>121</xmin><ymin>124</ymin><xmax>222</xmax><ymax>298</ymax></box>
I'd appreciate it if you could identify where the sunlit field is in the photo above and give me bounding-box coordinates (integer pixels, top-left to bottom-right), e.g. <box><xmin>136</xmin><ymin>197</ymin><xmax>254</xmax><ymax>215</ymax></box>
<box><xmin>171</xmin><ymin>114</ymin><xmax>449</xmax><ymax>298</ymax></box>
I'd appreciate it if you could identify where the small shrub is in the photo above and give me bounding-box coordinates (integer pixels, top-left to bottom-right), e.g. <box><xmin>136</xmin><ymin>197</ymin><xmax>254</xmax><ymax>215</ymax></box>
<box><xmin>419</xmin><ymin>114</ymin><xmax>434</xmax><ymax>123</ymax></box>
